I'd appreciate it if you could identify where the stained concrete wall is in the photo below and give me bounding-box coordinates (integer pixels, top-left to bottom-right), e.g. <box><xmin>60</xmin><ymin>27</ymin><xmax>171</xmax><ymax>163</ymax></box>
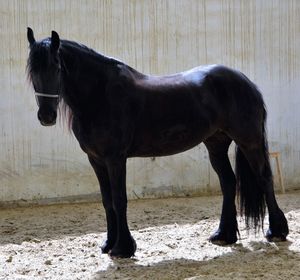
<box><xmin>0</xmin><ymin>0</ymin><xmax>299</xmax><ymax>204</ymax></box>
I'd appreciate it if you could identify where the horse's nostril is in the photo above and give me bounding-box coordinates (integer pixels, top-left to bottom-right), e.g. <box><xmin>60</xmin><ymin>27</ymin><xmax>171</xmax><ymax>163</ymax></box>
<box><xmin>51</xmin><ymin>111</ymin><xmax>57</xmax><ymax>120</ymax></box>
<box><xmin>48</xmin><ymin>111</ymin><xmax>57</xmax><ymax>124</ymax></box>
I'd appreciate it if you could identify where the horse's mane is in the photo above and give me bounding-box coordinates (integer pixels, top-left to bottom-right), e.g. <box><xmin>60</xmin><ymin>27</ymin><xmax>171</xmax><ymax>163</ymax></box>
<box><xmin>60</xmin><ymin>39</ymin><xmax>125</xmax><ymax>67</ymax></box>
<box><xmin>58</xmin><ymin>40</ymin><xmax>125</xmax><ymax>131</ymax></box>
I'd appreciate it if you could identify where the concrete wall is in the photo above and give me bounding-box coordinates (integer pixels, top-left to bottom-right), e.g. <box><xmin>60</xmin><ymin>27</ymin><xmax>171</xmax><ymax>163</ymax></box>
<box><xmin>1</xmin><ymin>0</ymin><xmax>299</xmax><ymax>204</ymax></box>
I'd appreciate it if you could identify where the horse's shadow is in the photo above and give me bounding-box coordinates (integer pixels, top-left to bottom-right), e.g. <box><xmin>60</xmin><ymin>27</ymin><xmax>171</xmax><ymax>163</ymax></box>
<box><xmin>0</xmin><ymin>192</ymin><xmax>299</xmax><ymax>247</ymax></box>
<box><xmin>92</xmin><ymin>240</ymin><xmax>299</xmax><ymax>280</ymax></box>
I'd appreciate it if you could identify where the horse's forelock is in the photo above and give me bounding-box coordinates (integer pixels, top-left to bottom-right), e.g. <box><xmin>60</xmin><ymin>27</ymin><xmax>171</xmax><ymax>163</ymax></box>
<box><xmin>27</xmin><ymin>41</ymin><xmax>51</xmax><ymax>75</ymax></box>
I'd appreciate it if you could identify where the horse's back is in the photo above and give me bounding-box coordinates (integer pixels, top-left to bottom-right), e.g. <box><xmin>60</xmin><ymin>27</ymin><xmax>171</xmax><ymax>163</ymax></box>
<box><xmin>134</xmin><ymin>64</ymin><xmax>217</xmax><ymax>90</ymax></box>
<box><xmin>132</xmin><ymin>64</ymin><xmax>262</xmax><ymax>103</ymax></box>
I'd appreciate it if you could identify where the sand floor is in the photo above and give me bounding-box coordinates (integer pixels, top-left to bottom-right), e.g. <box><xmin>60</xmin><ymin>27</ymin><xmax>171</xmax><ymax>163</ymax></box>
<box><xmin>0</xmin><ymin>191</ymin><xmax>299</xmax><ymax>279</ymax></box>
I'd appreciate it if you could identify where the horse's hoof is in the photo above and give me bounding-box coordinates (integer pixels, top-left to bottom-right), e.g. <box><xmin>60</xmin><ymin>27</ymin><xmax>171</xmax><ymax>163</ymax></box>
<box><xmin>265</xmin><ymin>229</ymin><xmax>288</xmax><ymax>242</ymax></box>
<box><xmin>108</xmin><ymin>238</ymin><xmax>137</xmax><ymax>258</ymax></box>
<box><xmin>101</xmin><ymin>240</ymin><xmax>114</xmax><ymax>254</ymax></box>
<box><xmin>209</xmin><ymin>229</ymin><xmax>238</xmax><ymax>245</ymax></box>
<box><xmin>267</xmin><ymin>210</ymin><xmax>289</xmax><ymax>242</ymax></box>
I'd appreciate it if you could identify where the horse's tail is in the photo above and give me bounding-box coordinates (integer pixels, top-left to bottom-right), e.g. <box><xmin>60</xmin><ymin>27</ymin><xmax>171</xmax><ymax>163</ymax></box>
<box><xmin>235</xmin><ymin>105</ymin><xmax>269</xmax><ymax>232</ymax></box>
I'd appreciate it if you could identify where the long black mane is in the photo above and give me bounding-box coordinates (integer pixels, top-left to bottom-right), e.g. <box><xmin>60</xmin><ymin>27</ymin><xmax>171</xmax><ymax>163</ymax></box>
<box><xmin>60</xmin><ymin>39</ymin><xmax>124</xmax><ymax>66</ymax></box>
<box><xmin>60</xmin><ymin>40</ymin><xmax>121</xmax><ymax>128</ymax></box>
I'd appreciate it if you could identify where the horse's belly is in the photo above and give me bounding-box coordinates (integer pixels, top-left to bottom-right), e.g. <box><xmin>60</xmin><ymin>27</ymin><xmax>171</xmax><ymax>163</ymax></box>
<box><xmin>129</xmin><ymin>123</ymin><xmax>212</xmax><ymax>157</ymax></box>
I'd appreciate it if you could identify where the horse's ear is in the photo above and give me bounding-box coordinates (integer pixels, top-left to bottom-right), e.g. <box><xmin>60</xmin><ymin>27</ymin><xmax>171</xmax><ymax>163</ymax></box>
<box><xmin>27</xmin><ymin>27</ymin><xmax>35</xmax><ymax>46</ymax></box>
<box><xmin>51</xmin><ymin>30</ymin><xmax>60</xmax><ymax>52</ymax></box>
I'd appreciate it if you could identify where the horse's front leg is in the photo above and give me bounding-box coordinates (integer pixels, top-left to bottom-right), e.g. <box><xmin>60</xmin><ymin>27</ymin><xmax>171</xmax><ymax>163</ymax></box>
<box><xmin>88</xmin><ymin>156</ymin><xmax>117</xmax><ymax>254</ymax></box>
<box><xmin>105</xmin><ymin>156</ymin><xmax>136</xmax><ymax>258</ymax></box>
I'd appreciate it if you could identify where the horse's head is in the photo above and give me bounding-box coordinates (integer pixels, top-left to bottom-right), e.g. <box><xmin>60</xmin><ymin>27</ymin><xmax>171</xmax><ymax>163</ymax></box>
<box><xmin>27</xmin><ymin>27</ymin><xmax>61</xmax><ymax>126</ymax></box>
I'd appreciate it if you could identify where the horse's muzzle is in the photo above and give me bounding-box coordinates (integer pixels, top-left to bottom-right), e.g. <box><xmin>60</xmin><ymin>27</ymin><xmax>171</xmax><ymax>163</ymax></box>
<box><xmin>37</xmin><ymin>108</ymin><xmax>57</xmax><ymax>126</ymax></box>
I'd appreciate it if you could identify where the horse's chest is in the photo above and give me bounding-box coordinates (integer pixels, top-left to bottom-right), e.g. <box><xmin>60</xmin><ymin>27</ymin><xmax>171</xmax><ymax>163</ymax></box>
<box><xmin>72</xmin><ymin>120</ymin><xmax>112</xmax><ymax>157</ymax></box>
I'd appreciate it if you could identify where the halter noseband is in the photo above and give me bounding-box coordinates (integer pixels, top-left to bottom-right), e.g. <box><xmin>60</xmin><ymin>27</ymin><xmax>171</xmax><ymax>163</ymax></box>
<box><xmin>35</xmin><ymin>92</ymin><xmax>59</xmax><ymax>98</ymax></box>
<box><xmin>34</xmin><ymin>91</ymin><xmax>60</xmax><ymax>106</ymax></box>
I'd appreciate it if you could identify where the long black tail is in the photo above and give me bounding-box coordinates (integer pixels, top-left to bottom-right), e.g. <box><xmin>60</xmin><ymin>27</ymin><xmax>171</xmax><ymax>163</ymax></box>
<box><xmin>235</xmin><ymin>106</ymin><xmax>271</xmax><ymax>232</ymax></box>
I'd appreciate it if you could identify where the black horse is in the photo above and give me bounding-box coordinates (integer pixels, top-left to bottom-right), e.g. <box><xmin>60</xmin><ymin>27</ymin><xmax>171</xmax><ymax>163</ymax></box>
<box><xmin>26</xmin><ymin>28</ymin><xmax>288</xmax><ymax>258</ymax></box>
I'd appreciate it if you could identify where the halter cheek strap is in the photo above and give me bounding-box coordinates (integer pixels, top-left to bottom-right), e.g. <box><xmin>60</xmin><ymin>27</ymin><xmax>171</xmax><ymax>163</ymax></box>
<box><xmin>35</xmin><ymin>92</ymin><xmax>59</xmax><ymax>98</ymax></box>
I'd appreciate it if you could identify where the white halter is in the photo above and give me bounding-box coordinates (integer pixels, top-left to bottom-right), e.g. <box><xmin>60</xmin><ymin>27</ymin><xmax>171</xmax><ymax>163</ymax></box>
<box><xmin>34</xmin><ymin>92</ymin><xmax>59</xmax><ymax>98</ymax></box>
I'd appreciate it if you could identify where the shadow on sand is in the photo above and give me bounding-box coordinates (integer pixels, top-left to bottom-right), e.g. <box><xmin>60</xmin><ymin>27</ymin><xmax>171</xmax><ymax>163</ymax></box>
<box><xmin>93</xmin><ymin>241</ymin><xmax>299</xmax><ymax>280</ymax></box>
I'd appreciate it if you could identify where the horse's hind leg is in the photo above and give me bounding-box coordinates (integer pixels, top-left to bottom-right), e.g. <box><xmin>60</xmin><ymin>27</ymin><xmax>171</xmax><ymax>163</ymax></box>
<box><xmin>236</xmin><ymin>144</ymin><xmax>289</xmax><ymax>241</ymax></box>
<box><xmin>204</xmin><ymin>132</ymin><xmax>238</xmax><ymax>245</ymax></box>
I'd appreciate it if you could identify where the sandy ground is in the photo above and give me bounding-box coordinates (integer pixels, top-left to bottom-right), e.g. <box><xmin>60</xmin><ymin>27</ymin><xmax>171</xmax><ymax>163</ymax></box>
<box><xmin>0</xmin><ymin>191</ymin><xmax>299</xmax><ymax>280</ymax></box>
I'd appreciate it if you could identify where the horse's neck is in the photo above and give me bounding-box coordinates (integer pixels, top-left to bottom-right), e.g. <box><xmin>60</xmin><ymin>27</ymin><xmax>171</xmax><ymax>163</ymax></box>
<box><xmin>60</xmin><ymin>50</ymin><xmax>110</xmax><ymax>116</ymax></box>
